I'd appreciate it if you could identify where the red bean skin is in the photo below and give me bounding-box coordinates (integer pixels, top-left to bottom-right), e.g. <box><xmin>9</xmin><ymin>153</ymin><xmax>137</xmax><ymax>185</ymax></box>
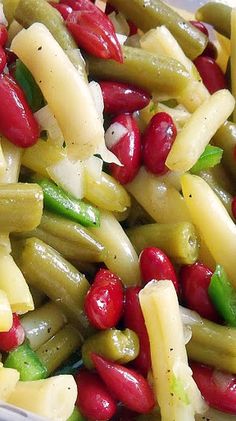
<box><xmin>108</xmin><ymin>114</ymin><xmax>142</xmax><ymax>185</ymax></box>
<box><xmin>0</xmin><ymin>74</ymin><xmax>39</xmax><ymax>147</ymax></box>
<box><xmin>232</xmin><ymin>197</ymin><xmax>236</xmax><ymax>220</ymax></box>
<box><xmin>190</xmin><ymin>20</ymin><xmax>217</xmax><ymax>59</ymax></box>
<box><xmin>0</xmin><ymin>314</ymin><xmax>25</xmax><ymax>352</ymax></box>
<box><xmin>124</xmin><ymin>287</ymin><xmax>151</xmax><ymax>376</ymax></box>
<box><xmin>139</xmin><ymin>247</ymin><xmax>179</xmax><ymax>292</ymax></box>
<box><xmin>0</xmin><ymin>46</ymin><xmax>6</xmax><ymax>73</ymax></box>
<box><xmin>194</xmin><ymin>56</ymin><xmax>227</xmax><ymax>94</ymax></box>
<box><xmin>85</xmin><ymin>269</ymin><xmax>124</xmax><ymax>330</ymax></box>
<box><xmin>142</xmin><ymin>112</ymin><xmax>177</xmax><ymax>175</ymax></box>
<box><xmin>75</xmin><ymin>370</ymin><xmax>117</xmax><ymax>421</ymax></box>
<box><xmin>91</xmin><ymin>353</ymin><xmax>155</xmax><ymax>414</ymax></box>
<box><xmin>100</xmin><ymin>81</ymin><xmax>150</xmax><ymax>115</ymax></box>
<box><xmin>191</xmin><ymin>363</ymin><xmax>236</xmax><ymax>414</ymax></box>
<box><xmin>180</xmin><ymin>262</ymin><xmax>219</xmax><ymax>322</ymax></box>
<box><xmin>190</xmin><ymin>20</ymin><xmax>209</xmax><ymax>37</ymax></box>
<box><xmin>65</xmin><ymin>0</ymin><xmax>123</xmax><ymax>62</ymax></box>
<box><xmin>50</xmin><ymin>2</ymin><xmax>72</xmax><ymax>19</ymax></box>
<box><xmin>0</xmin><ymin>25</ymin><xmax>8</xmax><ymax>47</ymax></box>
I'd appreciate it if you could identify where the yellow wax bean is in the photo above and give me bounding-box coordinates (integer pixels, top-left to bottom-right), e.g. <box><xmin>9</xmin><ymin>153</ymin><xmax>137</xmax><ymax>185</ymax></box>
<box><xmin>126</xmin><ymin>167</ymin><xmax>191</xmax><ymax>223</ymax></box>
<box><xmin>0</xmin><ymin>290</ymin><xmax>13</xmax><ymax>332</ymax></box>
<box><xmin>0</xmin><ymin>252</ymin><xmax>34</xmax><ymax>314</ymax></box>
<box><xmin>0</xmin><ymin>366</ymin><xmax>19</xmax><ymax>401</ymax></box>
<box><xmin>89</xmin><ymin>210</ymin><xmax>141</xmax><ymax>286</ymax></box>
<box><xmin>139</xmin><ymin>281</ymin><xmax>206</xmax><ymax>421</ymax></box>
<box><xmin>0</xmin><ymin>138</ymin><xmax>22</xmax><ymax>183</ymax></box>
<box><xmin>231</xmin><ymin>9</ymin><xmax>236</xmax><ymax>122</ymax></box>
<box><xmin>166</xmin><ymin>90</ymin><xmax>235</xmax><ymax>172</ymax></box>
<box><xmin>181</xmin><ymin>173</ymin><xmax>236</xmax><ymax>288</ymax></box>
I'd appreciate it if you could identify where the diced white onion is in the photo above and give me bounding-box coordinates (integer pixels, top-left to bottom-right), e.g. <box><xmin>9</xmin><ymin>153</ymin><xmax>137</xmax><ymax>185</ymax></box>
<box><xmin>47</xmin><ymin>157</ymin><xmax>84</xmax><ymax>199</ymax></box>
<box><xmin>94</xmin><ymin>0</ymin><xmax>107</xmax><ymax>12</ymax></box>
<box><xmin>212</xmin><ymin>370</ymin><xmax>235</xmax><ymax>392</ymax></box>
<box><xmin>180</xmin><ymin>306</ymin><xmax>203</xmax><ymax>326</ymax></box>
<box><xmin>109</xmin><ymin>11</ymin><xmax>130</xmax><ymax>36</ymax></box>
<box><xmin>125</xmin><ymin>34</ymin><xmax>141</xmax><ymax>48</ymax></box>
<box><xmin>34</xmin><ymin>105</ymin><xmax>63</xmax><ymax>145</ymax></box>
<box><xmin>116</xmin><ymin>33</ymin><xmax>128</xmax><ymax>45</ymax></box>
<box><xmin>183</xmin><ymin>324</ymin><xmax>192</xmax><ymax>345</ymax></box>
<box><xmin>84</xmin><ymin>155</ymin><xmax>103</xmax><ymax>181</ymax></box>
<box><xmin>0</xmin><ymin>5</ymin><xmax>8</xmax><ymax>26</ymax></box>
<box><xmin>105</xmin><ymin>122</ymin><xmax>128</xmax><ymax>150</ymax></box>
<box><xmin>89</xmin><ymin>81</ymin><xmax>104</xmax><ymax>123</ymax></box>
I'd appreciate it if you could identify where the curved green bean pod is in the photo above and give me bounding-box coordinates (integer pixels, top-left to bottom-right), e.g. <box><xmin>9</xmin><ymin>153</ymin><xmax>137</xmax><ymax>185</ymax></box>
<box><xmin>108</xmin><ymin>0</ymin><xmax>207</xmax><ymax>59</ymax></box>
<box><xmin>15</xmin><ymin>0</ymin><xmax>86</xmax><ymax>76</ymax></box>
<box><xmin>196</xmin><ymin>2</ymin><xmax>232</xmax><ymax>39</ymax></box>
<box><xmin>15</xmin><ymin>211</ymin><xmax>106</xmax><ymax>262</ymax></box>
<box><xmin>15</xmin><ymin>237</ymin><xmax>92</xmax><ymax>337</ymax></box>
<box><xmin>126</xmin><ymin>222</ymin><xmax>199</xmax><ymax>265</ymax></box>
<box><xmin>87</xmin><ymin>46</ymin><xmax>190</xmax><ymax>96</ymax></box>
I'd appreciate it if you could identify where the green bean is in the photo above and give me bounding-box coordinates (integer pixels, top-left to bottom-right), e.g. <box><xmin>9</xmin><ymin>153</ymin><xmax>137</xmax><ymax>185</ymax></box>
<box><xmin>15</xmin><ymin>0</ymin><xmax>86</xmax><ymax>76</ymax></box>
<box><xmin>125</xmin><ymin>197</ymin><xmax>154</xmax><ymax>229</ymax></box>
<box><xmin>126</xmin><ymin>222</ymin><xmax>199</xmax><ymax>265</ymax></box>
<box><xmin>0</xmin><ymin>183</ymin><xmax>43</xmax><ymax>233</ymax></box>
<box><xmin>199</xmin><ymin>169</ymin><xmax>233</xmax><ymax>217</ymax></box>
<box><xmin>82</xmin><ymin>329</ymin><xmax>139</xmax><ymax>369</ymax></box>
<box><xmin>108</xmin><ymin>0</ymin><xmax>207</xmax><ymax>59</ymax></box>
<box><xmin>21</xmin><ymin>302</ymin><xmax>67</xmax><ymax>350</ymax></box>
<box><xmin>87</xmin><ymin>46</ymin><xmax>190</xmax><ymax>96</ymax></box>
<box><xmin>187</xmin><ymin>340</ymin><xmax>236</xmax><ymax>374</ymax></box>
<box><xmin>213</xmin><ymin>121</ymin><xmax>236</xmax><ymax>180</ymax></box>
<box><xmin>3</xmin><ymin>0</ymin><xmax>20</xmax><ymax>24</ymax></box>
<box><xmin>36</xmin><ymin>324</ymin><xmax>82</xmax><ymax>375</ymax></box>
<box><xmin>29</xmin><ymin>286</ymin><xmax>46</xmax><ymax>309</ymax></box>
<box><xmin>196</xmin><ymin>2</ymin><xmax>232</xmax><ymax>39</ymax></box>
<box><xmin>15</xmin><ymin>211</ymin><xmax>106</xmax><ymax>262</ymax></box>
<box><xmin>15</xmin><ymin>237</ymin><xmax>92</xmax><ymax>337</ymax></box>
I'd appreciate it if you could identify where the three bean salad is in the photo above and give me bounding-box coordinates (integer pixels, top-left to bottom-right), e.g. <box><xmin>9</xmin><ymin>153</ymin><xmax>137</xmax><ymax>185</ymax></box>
<box><xmin>0</xmin><ymin>0</ymin><xmax>235</xmax><ymax>420</ymax></box>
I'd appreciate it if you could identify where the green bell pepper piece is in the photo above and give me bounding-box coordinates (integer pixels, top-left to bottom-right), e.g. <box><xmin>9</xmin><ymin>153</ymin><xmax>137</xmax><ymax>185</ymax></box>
<box><xmin>209</xmin><ymin>264</ymin><xmax>236</xmax><ymax>327</ymax></box>
<box><xmin>34</xmin><ymin>178</ymin><xmax>100</xmax><ymax>228</ymax></box>
<box><xmin>190</xmin><ymin>145</ymin><xmax>223</xmax><ymax>174</ymax></box>
<box><xmin>14</xmin><ymin>60</ymin><xmax>44</xmax><ymax>112</ymax></box>
<box><xmin>4</xmin><ymin>342</ymin><xmax>47</xmax><ymax>381</ymax></box>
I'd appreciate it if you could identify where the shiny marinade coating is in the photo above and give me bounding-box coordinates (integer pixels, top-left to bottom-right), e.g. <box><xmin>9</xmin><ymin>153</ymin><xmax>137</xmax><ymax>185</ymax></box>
<box><xmin>108</xmin><ymin>0</ymin><xmax>207</xmax><ymax>59</ymax></box>
<box><xmin>88</xmin><ymin>46</ymin><xmax>190</xmax><ymax>96</ymax></box>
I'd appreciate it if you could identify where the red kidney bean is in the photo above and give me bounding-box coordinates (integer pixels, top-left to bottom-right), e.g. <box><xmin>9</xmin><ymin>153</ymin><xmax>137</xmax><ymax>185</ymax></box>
<box><xmin>65</xmin><ymin>0</ymin><xmax>123</xmax><ymax>62</ymax></box>
<box><xmin>139</xmin><ymin>247</ymin><xmax>179</xmax><ymax>292</ymax></box>
<box><xmin>75</xmin><ymin>369</ymin><xmax>117</xmax><ymax>420</ymax></box>
<box><xmin>108</xmin><ymin>113</ymin><xmax>141</xmax><ymax>185</ymax></box>
<box><xmin>0</xmin><ymin>25</ymin><xmax>8</xmax><ymax>47</ymax></box>
<box><xmin>91</xmin><ymin>353</ymin><xmax>155</xmax><ymax>414</ymax></box>
<box><xmin>142</xmin><ymin>112</ymin><xmax>177</xmax><ymax>175</ymax></box>
<box><xmin>85</xmin><ymin>268</ymin><xmax>124</xmax><ymax>329</ymax></box>
<box><xmin>124</xmin><ymin>287</ymin><xmax>151</xmax><ymax>376</ymax></box>
<box><xmin>0</xmin><ymin>74</ymin><xmax>39</xmax><ymax>147</ymax></box>
<box><xmin>194</xmin><ymin>56</ymin><xmax>227</xmax><ymax>94</ymax></box>
<box><xmin>190</xmin><ymin>20</ymin><xmax>209</xmax><ymax>37</ymax></box>
<box><xmin>0</xmin><ymin>45</ymin><xmax>6</xmax><ymax>73</ymax></box>
<box><xmin>180</xmin><ymin>262</ymin><xmax>219</xmax><ymax>321</ymax></box>
<box><xmin>191</xmin><ymin>362</ymin><xmax>236</xmax><ymax>414</ymax></box>
<box><xmin>100</xmin><ymin>81</ymin><xmax>150</xmax><ymax>115</ymax></box>
<box><xmin>0</xmin><ymin>314</ymin><xmax>25</xmax><ymax>352</ymax></box>
<box><xmin>190</xmin><ymin>20</ymin><xmax>217</xmax><ymax>59</ymax></box>
<box><xmin>50</xmin><ymin>2</ymin><xmax>72</xmax><ymax>19</ymax></box>
<box><xmin>61</xmin><ymin>0</ymin><xmax>95</xmax><ymax>12</ymax></box>
<box><xmin>105</xmin><ymin>4</ymin><xmax>117</xmax><ymax>15</ymax></box>
<box><xmin>232</xmin><ymin>197</ymin><xmax>236</xmax><ymax>220</ymax></box>
<box><xmin>128</xmin><ymin>20</ymin><xmax>138</xmax><ymax>36</ymax></box>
